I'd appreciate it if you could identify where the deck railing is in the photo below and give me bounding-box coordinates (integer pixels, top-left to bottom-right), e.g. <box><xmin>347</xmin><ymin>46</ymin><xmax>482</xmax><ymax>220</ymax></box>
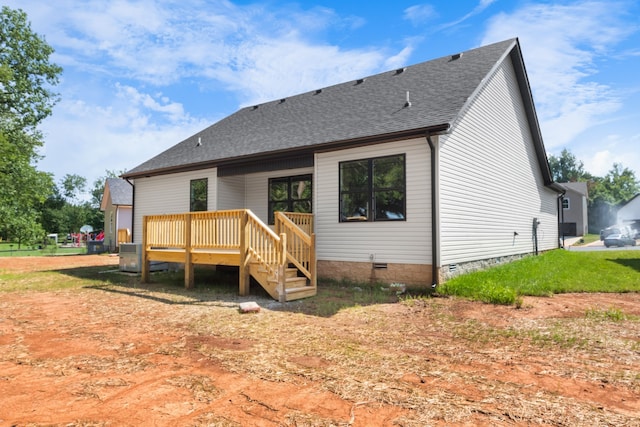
<box><xmin>145</xmin><ymin>214</ymin><xmax>188</xmax><ymax>248</ymax></box>
<box><xmin>275</xmin><ymin>212</ymin><xmax>316</xmax><ymax>286</ymax></box>
<box><xmin>190</xmin><ymin>210</ymin><xmax>244</xmax><ymax>249</ymax></box>
<box><xmin>142</xmin><ymin>209</ymin><xmax>315</xmax><ymax>292</ymax></box>
<box><xmin>281</xmin><ymin>212</ymin><xmax>314</xmax><ymax>235</ymax></box>
<box><xmin>246</xmin><ymin>210</ymin><xmax>284</xmax><ymax>279</ymax></box>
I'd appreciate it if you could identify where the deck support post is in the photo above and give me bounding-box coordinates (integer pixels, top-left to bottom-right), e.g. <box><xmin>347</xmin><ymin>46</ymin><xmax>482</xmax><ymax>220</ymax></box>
<box><xmin>184</xmin><ymin>213</ymin><xmax>194</xmax><ymax>289</ymax></box>
<box><xmin>239</xmin><ymin>212</ymin><xmax>250</xmax><ymax>296</ymax></box>
<box><xmin>310</xmin><ymin>232</ymin><xmax>317</xmax><ymax>288</ymax></box>
<box><xmin>278</xmin><ymin>232</ymin><xmax>287</xmax><ymax>303</ymax></box>
<box><xmin>141</xmin><ymin>216</ymin><xmax>150</xmax><ymax>283</ymax></box>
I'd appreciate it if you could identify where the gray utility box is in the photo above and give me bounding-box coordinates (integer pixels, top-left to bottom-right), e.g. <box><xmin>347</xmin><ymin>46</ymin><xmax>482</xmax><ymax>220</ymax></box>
<box><xmin>119</xmin><ymin>243</ymin><xmax>142</xmax><ymax>273</ymax></box>
<box><xmin>119</xmin><ymin>243</ymin><xmax>170</xmax><ymax>273</ymax></box>
<box><xmin>87</xmin><ymin>240</ymin><xmax>106</xmax><ymax>254</ymax></box>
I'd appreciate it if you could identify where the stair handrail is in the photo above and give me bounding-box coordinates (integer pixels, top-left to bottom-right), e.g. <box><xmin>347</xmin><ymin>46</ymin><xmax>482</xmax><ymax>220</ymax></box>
<box><xmin>274</xmin><ymin>212</ymin><xmax>315</xmax><ymax>285</ymax></box>
<box><xmin>244</xmin><ymin>210</ymin><xmax>286</xmax><ymax>280</ymax></box>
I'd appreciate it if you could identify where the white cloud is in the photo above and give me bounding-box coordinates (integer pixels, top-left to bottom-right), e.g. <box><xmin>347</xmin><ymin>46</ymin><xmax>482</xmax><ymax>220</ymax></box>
<box><xmin>580</xmin><ymin>133</ymin><xmax>640</xmax><ymax>177</ymax></box>
<box><xmin>14</xmin><ymin>0</ymin><xmax>404</xmax><ymax>102</ymax></box>
<box><xmin>384</xmin><ymin>45</ymin><xmax>416</xmax><ymax>70</ymax></box>
<box><xmin>481</xmin><ymin>1</ymin><xmax>631</xmax><ymax>150</ymax></box>
<box><xmin>438</xmin><ymin>0</ymin><xmax>497</xmax><ymax>30</ymax></box>
<box><xmin>403</xmin><ymin>5</ymin><xmax>438</xmax><ymax>26</ymax></box>
<box><xmin>37</xmin><ymin>85</ymin><xmax>212</xmax><ymax>188</ymax></box>
<box><xmin>212</xmin><ymin>38</ymin><xmax>387</xmax><ymax>106</ymax></box>
<box><xmin>4</xmin><ymin>0</ymin><xmax>416</xmax><ymax>187</ymax></box>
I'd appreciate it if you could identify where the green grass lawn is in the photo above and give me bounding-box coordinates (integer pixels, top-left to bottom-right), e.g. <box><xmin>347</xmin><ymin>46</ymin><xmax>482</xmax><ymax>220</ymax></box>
<box><xmin>437</xmin><ymin>249</ymin><xmax>640</xmax><ymax>306</ymax></box>
<box><xmin>0</xmin><ymin>242</ymin><xmax>86</xmax><ymax>257</ymax></box>
<box><xmin>568</xmin><ymin>233</ymin><xmax>600</xmax><ymax>246</ymax></box>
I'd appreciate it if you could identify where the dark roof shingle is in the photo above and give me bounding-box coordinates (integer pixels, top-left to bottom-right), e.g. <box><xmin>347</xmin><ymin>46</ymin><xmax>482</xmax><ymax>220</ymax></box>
<box><xmin>105</xmin><ymin>178</ymin><xmax>133</xmax><ymax>206</ymax></box>
<box><xmin>125</xmin><ymin>39</ymin><xmax>517</xmax><ymax>178</ymax></box>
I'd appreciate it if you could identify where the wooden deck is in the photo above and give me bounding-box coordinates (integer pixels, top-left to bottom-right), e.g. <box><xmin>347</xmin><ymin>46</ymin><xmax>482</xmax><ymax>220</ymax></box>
<box><xmin>141</xmin><ymin>210</ymin><xmax>316</xmax><ymax>301</ymax></box>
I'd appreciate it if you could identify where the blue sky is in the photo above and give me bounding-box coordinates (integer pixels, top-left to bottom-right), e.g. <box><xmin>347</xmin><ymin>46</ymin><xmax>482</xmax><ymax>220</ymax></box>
<box><xmin>7</xmin><ymin>0</ymin><xmax>640</xmax><ymax>193</ymax></box>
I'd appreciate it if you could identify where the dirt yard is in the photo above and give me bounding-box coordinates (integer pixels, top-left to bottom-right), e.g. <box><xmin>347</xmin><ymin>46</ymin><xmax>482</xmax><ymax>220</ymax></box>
<box><xmin>1</xmin><ymin>255</ymin><xmax>639</xmax><ymax>426</ymax></box>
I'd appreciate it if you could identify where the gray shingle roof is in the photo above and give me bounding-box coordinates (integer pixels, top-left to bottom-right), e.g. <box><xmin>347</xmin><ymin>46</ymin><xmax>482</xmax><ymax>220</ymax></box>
<box><xmin>105</xmin><ymin>178</ymin><xmax>133</xmax><ymax>206</ymax></box>
<box><xmin>560</xmin><ymin>181</ymin><xmax>588</xmax><ymax>196</ymax></box>
<box><xmin>124</xmin><ymin>39</ymin><xmax>522</xmax><ymax>178</ymax></box>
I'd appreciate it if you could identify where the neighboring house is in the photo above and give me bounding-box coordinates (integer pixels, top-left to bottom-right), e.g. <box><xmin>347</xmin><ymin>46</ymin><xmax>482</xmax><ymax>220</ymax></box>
<box><xmin>559</xmin><ymin>181</ymin><xmax>588</xmax><ymax>237</ymax></box>
<box><xmin>122</xmin><ymin>38</ymin><xmax>563</xmax><ymax>290</ymax></box>
<box><xmin>100</xmin><ymin>178</ymin><xmax>133</xmax><ymax>252</ymax></box>
<box><xmin>617</xmin><ymin>194</ymin><xmax>640</xmax><ymax>232</ymax></box>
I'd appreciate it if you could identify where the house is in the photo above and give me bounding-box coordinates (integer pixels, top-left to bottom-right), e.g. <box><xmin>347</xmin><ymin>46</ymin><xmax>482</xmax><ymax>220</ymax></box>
<box><xmin>122</xmin><ymin>38</ymin><xmax>564</xmax><ymax>299</ymax></box>
<box><xmin>617</xmin><ymin>194</ymin><xmax>640</xmax><ymax>233</ymax></box>
<box><xmin>100</xmin><ymin>178</ymin><xmax>133</xmax><ymax>252</ymax></box>
<box><xmin>559</xmin><ymin>181</ymin><xmax>588</xmax><ymax>237</ymax></box>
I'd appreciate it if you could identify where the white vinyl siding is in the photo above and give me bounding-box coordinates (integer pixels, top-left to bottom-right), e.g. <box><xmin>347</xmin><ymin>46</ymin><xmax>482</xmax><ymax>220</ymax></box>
<box><xmin>217</xmin><ymin>175</ymin><xmax>246</xmax><ymax>210</ymax></box>
<box><xmin>315</xmin><ymin>138</ymin><xmax>431</xmax><ymax>265</ymax></box>
<box><xmin>439</xmin><ymin>57</ymin><xmax>558</xmax><ymax>265</ymax></box>
<box><xmin>132</xmin><ymin>169</ymin><xmax>217</xmax><ymax>243</ymax></box>
<box><xmin>617</xmin><ymin>196</ymin><xmax>640</xmax><ymax>224</ymax></box>
<box><xmin>116</xmin><ymin>206</ymin><xmax>132</xmax><ymax>233</ymax></box>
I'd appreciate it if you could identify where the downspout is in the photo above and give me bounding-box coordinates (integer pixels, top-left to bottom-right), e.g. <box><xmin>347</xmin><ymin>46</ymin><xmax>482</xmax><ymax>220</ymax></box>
<box><xmin>558</xmin><ymin>193</ymin><xmax>565</xmax><ymax>248</ymax></box>
<box><xmin>125</xmin><ymin>178</ymin><xmax>135</xmax><ymax>243</ymax></box>
<box><xmin>426</xmin><ymin>134</ymin><xmax>439</xmax><ymax>288</ymax></box>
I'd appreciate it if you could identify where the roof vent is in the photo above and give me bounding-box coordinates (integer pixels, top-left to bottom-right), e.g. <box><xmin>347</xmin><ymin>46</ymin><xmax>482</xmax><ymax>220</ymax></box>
<box><xmin>196</xmin><ymin>137</ymin><xmax>202</xmax><ymax>147</ymax></box>
<box><xmin>315</xmin><ymin>89</ymin><xmax>322</xmax><ymax>95</ymax></box>
<box><xmin>405</xmin><ymin>91</ymin><xmax>411</xmax><ymax>108</ymax></box>
<box><xmin>451</xmin><ymin>52</ymin><xmax>463</xmax><ymax>61</ymax></box>
<box><xmin>356</xmin><ymin>78</ymin><xmax>365</xmax><ymax>85</ymax></box>
<box><xmin>252</xmin><ymin>105</ymin><xmax>259</xmax><ymax>110</ymax></box>
<box><xmin>279</xmin><ymin>98</ymin><xmax>286</xmax><ymax>103</ymax></box>
<box><xmin>395</xmin><ymin>67</ymin><xmax>406</xmax><ymax>75</ymax></box>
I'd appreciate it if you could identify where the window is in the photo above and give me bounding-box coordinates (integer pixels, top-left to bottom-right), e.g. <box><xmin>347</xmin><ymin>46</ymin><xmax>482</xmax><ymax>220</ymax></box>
<box><xmin>339</xmin><ymin>154</ymin><xmax>406</xmax><ymax>222</ymax></box>
<box><xmin>190</xmin><ymin>178</ymin><xmax>208</xmax><ymax>212</ymax></box>
<box><xmin>268</xmin><ymin>174</ymin><xmax>312</xmax><ymax>224</ymax></box>
<box><xmin>562</xmin><ymin>198</ymin><xmax>569</xmax><ymax>209</ymax></box>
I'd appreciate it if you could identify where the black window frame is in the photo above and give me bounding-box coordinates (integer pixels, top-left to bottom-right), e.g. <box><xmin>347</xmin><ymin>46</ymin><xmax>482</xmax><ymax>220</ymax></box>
<box><xmin>268</xmin><ymin>174</ymin><xmax>313</xmax><ymax>224</ymax></box>
<box><xmin>190</xmin><ymin>178</ymin><xmax>208</xmax><ymax>212</ymax></box>
<box><xmin>339</xmin><ymin>154</ymin><xmax>406</xmax><ymax>222</ymax></box>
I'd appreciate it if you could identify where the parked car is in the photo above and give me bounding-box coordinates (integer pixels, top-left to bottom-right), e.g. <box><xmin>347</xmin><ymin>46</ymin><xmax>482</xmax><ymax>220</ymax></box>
<box><xmin>604</xmin><ymin>230</ymin><xmax>637</xmax><ymax>248</ymax></box>
<box><xmin>600</xmin><ymin>226</ymin><xmax>622</xmax><ymax>241</ymax></box>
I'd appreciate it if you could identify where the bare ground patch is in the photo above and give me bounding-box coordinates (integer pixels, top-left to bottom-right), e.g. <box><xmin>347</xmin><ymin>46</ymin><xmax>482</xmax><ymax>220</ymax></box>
<box><xmin>0</xmin><ymin>256</ymin><xmax>639</xmax><ymax>426</ymax></box>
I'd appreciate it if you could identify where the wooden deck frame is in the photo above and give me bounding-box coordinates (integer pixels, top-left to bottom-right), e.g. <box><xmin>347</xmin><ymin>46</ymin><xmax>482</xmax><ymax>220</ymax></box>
<box><xmin>141</xmin><ymin>209</ymin><xmax>316</xmax><ymax>301</ymax></box>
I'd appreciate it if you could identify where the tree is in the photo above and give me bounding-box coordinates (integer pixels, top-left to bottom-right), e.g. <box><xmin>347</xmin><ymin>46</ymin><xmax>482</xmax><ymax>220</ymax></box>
<box><xmin>549</xmin><ymin>149</ymin><xmax>639</xmax><ymax>232</ymax></box>
<box><xmin>0</xmin><ymin>7</ymin><xmax>62</xmax><ymax>239</ymax></box>
<box><xmin>60</xmin><ymin>173</ymin><xmax>87</xmax><ymax>202</ymax></box>
<box><xmin>0</xmin><ymin>6</ymin><xmax>62</xmax><ymax>133</ymax></box>
<box><xmin>0</xmin><ymin>130</ymin><xmax>53</xmax><ymax>239</ymax></box>
<box><xmin>599</xmin><ymin>163</ymin><xmax>638</xmax><ymax>204</ymax></box>
<box><xmin>548</xmin><ymin>149</ymin><xmax>589</xmax><ymax>182</ymax></box>
<box><xmin>7</xmin><ymin>213</ymin><xmax>44</xmax><ymax>249</ymax></box>
<box><xmin>587</xmin><ymin>164</ymin><xmax>639</xmax><ymax>233</ymax></box>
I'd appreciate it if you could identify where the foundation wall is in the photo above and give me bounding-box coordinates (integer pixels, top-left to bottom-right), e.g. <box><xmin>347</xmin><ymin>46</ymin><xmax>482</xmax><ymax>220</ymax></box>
<box><xmin>440</xmin><ymin>253</ymin><xmax>529</xmax><ymax>281</ymax></box>
<box><xmin>317</xmin><ymin>260</ymin><xmax>433</xmax><ymax>287</ymax></box>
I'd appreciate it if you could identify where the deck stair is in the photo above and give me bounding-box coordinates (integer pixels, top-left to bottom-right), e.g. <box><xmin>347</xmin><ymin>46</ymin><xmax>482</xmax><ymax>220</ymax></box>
<box><xmin>249</xmin><ymin>263</ymin><xmax>315</xmax><ymax>302</ymax></box>
<box><xmin>141</xmin><ymin>209</ymin><xmax>316</xmax><ymax>302</ymax></box>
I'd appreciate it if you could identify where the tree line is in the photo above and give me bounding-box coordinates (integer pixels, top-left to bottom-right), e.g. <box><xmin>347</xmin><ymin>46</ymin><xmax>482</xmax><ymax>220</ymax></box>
<box><xmin>0</xmin><ymin>6</ymin><xmax>113</xmax><ymax>248</ymax></box>
<box><xmin>548</xmin><ymin>149</ymin><xmax>639</xmax><ymax>232</ymax></box>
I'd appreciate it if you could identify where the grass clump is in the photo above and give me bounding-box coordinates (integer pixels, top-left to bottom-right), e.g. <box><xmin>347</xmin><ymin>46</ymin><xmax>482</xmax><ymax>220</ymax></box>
<box><xmin>585</xmin><ymin>306</ymin><xmax>634</xmax><ymax>322</ymax></box>
<box><xmin>437</xmin><ymin>249</ymin><xmax>640</xmax><ymax>306</ymax></box>
<box><xmin>438</xmin><ymin>277</ymin><xmax>520</xmax><ymax>305</ymax></box>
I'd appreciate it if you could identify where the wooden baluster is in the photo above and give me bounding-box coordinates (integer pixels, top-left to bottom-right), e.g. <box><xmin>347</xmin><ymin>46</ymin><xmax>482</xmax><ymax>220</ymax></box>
<box><xmin>184</xmin><ymin>213</ymin><xmax>194</xmax><ymax>289</ymax></box>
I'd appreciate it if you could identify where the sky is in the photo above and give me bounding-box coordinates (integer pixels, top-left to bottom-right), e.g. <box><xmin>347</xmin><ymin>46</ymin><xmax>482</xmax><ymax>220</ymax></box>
<box><xmin>6</xmin><ymin>0</ymin><xmax>640</xmax><ymax>196</ymax></box>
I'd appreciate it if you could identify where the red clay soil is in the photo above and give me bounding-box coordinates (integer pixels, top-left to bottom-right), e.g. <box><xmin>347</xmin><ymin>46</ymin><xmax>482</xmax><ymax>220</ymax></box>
<box><xmin>0</xmin><ymin>255</ymin><xmax>639</xmax><ymax>426</ymax></box>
